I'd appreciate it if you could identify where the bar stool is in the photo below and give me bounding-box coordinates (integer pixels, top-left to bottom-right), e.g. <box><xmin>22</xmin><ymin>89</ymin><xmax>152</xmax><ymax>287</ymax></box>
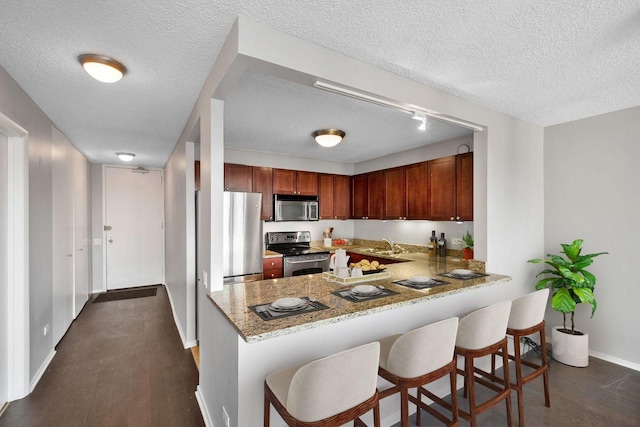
<box><xmin>455</xmin><ymin>300</ymin><xmax>513</xmax><ymax>427</ymax></box>
<box><xmin>377</xmin><ymin>317</ymin><xmax>459</xmax><ymax>427</ymax></box>
<box><xmin>492</xmin><ymin>288</ymin><xmax>550</xmax><ymax>427</ymax></box>
<box><xmin>264</xmin><ymin>342</ymin><xmax>381</xmax><ymax>427</ymax></box>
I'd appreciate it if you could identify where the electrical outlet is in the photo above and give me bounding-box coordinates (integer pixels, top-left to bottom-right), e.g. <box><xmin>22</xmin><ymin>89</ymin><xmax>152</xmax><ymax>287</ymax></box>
<box><xmin>203</xmin><ymin>271</ymin><xmax>208</xmax><ymax>289</ymax></box>
<box><xmin>222</xmin><ymin>406</ymin><xmax>230</xmax><ymax>427</ymax></box>
<box><xmin>43</xmin><ymin>324</ymin><xmax>49</xmax><ymax>336</ymax></box>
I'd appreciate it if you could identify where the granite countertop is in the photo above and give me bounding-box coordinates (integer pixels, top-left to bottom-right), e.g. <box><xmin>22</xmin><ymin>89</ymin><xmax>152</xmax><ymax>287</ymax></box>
<box><xmin>208</xmin><ymin>252</ymin><xmax>511</xmax><ymax>343</ymax></box>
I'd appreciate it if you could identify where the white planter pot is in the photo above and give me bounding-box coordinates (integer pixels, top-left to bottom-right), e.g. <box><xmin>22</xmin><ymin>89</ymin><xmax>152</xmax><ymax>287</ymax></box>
<box><xmin>552</xmin><ymin>326</ymin><xmax>589</xmax><ymax>367</ymax></box>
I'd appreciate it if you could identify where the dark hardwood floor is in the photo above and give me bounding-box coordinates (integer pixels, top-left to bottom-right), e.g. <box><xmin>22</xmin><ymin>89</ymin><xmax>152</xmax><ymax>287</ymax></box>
<box><xmin>3</xmin><ymin>286</ymin><xmax>639</xmax><ymax>426</ymax></box>
<box><xmin>0</xmin><ymin>285</ymin><xmax>204</xmax><ymax>427</ymax></box>
<box><xmin>392</xmin><ymin>349</ymin><xmax>640</xmax><ymax>426</ymax></box>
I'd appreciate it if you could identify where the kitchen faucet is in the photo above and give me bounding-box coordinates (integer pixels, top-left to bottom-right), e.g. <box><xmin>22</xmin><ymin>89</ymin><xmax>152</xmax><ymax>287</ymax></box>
<box><xmin>382</xmin><ymin>238</ymin><xmax>394</xmax><ymax>250</ymax></box>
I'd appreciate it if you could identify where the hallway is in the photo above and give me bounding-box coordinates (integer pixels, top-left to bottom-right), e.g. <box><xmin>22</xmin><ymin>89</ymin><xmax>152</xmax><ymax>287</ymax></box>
<box><xmin>0</xmin><ymin>286</ymin><xmax>204</xmax><ymax>426</ymax></box>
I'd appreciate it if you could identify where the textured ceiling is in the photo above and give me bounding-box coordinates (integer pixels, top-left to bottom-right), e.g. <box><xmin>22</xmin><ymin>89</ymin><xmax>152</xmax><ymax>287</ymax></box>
<box><xmin>1</xmin><ymin>1</ymin><xmax>639</xmax><ymax>167</ymax></box>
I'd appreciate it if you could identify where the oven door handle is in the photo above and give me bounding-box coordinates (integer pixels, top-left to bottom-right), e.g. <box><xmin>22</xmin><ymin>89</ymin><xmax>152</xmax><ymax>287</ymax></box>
<box><xmin>285</xmin><ymin>256</ymin><xmax>330</xmax><ymax>264</ymax></box>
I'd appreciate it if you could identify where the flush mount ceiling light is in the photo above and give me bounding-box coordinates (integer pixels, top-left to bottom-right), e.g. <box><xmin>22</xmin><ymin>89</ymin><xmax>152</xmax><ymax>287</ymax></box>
<box><xmin>312</xmin><ymin>129</ymin><xmax>345</xmax><ymax>148</ymax></box>
<box><xmin>116</xmin><ymin>152</ymin><xmax>135</xmax><ymax>161</ymax></box>
<box><xmin>78</xmin><ymin>54</ymin><xmax>127</xmax><ymax>83</ymax></box>
<box><xmin>412</xmin><ymin>112</ymin><xmax>427</xmax><ymax>131</ymax></box>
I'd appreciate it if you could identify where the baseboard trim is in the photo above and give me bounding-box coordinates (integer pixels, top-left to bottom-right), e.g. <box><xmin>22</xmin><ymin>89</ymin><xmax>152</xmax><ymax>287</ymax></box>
<box><xmin>590</xmin><ymin>350</ymin><xmax>640</xmax><ymax>372</ymax></box>
<box><xmin>195</xmin><ymin>386</ymin><xmax>214</xmax><ymax>427</ymax></box>
<box><xmin>30</xmin><ymin>349</ymin><xmax>56</xmax><ymax>392</ymax></box>
<box><xmin>165</xmin><ymin>284</ymin><xmax>189</xmax><ymax>349</ymax></box>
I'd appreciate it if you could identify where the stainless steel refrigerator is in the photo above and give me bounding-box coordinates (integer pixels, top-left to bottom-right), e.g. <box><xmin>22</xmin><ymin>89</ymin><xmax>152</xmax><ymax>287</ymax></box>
<box><xmin>223</xmin><ymin>191</ymin><xmax>263</xmax><ymax>285</ymax></box>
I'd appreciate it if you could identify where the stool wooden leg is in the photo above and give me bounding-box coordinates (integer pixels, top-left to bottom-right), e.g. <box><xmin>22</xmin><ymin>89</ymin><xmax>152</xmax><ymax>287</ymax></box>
<box><xmin>540</xmin><ymin>327</ymin><xmax>551</xmax><ymax>408</ymax></box>
<box><xmin>513</xmin><ymin>332</ymin><xmax>525</xmax><ymax>427</ymax></box>
<box><xmin>400</xmin><ymin>387</ymin><xmax>409</xmax><ymax>427</ymax></box>
<box><xmin>449</xmin><ymin>366</ymin><xmax>458</xmax><ymax>426</ymax></box>
<box><xmin>264</xmin><ymin>386</ymin><xmax>270</xmax><ymax>427</ymax></box>
<box><xmin>466</xmin><ymin>355</ymin><xmax>477</xmax><ymax>427</ymax></box>
<box><xmin>501</xmin><ymin>339</ymin><xmax>513</xmax><ymax>427</ymax></box>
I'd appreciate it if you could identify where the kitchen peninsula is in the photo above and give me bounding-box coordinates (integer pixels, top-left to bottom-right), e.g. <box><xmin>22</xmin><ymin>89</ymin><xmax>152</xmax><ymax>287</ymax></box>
<box><xmin>205</xmin><ymin>251</ymin><xmax>511</xmax><ymax>426</ymax></box>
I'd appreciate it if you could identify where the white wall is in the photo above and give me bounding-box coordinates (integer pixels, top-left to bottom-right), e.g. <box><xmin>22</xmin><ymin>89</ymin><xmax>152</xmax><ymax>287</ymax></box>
<box><xmin>164</xmin><ymin>139</ymin><xmax>197</xmax><ymax>347</ymax></box>
<box><xmin>176</xmin><ymin>17</ymin><xmax>544</xmax><ymax>427</ymax></box>
<box><xmin>0</xmin><ymin>65</ymin><xmax>90</xmax><ymax>383</ymax></box>
<box><xmin>0</xmin><ymin>133</ymin><xmax>8</xmax><ymax>405</ymax></box>
<box><xmin>544</xmin><ymin>106</ymin><xmax>640</xmax><ymax>369</ymax></box>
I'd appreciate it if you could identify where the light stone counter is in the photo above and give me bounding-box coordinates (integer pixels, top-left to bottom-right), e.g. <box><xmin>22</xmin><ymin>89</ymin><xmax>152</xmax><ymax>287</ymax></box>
<box><xmin>208</xmin><ymin>253</ymin><xmax>510</xmax><ymax>343</ymax></box>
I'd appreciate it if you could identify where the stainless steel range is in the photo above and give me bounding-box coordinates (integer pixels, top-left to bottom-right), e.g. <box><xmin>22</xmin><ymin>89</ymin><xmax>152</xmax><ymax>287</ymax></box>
<box><xmin>265</xmin><ymin>231</ymin><xmax>330</xmax><ymax>277</ymax></box>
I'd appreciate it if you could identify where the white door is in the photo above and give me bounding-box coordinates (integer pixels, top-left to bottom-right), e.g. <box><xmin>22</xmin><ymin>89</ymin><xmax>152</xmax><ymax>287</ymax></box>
<box><xmin>0</xmin><ymin>134</ymin><xmax>8</xmax><ymax>409</ymax></box>
<box><xmin>105</xmin><ymin>167</ymin><xmax>164</xmax><ymax>290</ymax></box>
<box><xmin>72</xmin><ymin>149</ymin><xmax>89</xmax><ymax>317</ymax></box>
<box><xmin>51</xmin><ymin>128</ymin><xmax>74</xmax><ymax>345</ymax></box>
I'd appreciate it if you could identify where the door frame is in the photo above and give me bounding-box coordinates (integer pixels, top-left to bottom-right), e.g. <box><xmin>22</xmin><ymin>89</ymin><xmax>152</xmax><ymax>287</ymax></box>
<box><xmin>0</xmin><ymin>112</ymin><xmax>30</xmax><ymax>400</ymax></box>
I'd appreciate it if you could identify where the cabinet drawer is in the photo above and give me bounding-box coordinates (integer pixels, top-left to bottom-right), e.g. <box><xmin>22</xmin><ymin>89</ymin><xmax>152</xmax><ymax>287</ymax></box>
<box><xmin>263</xmin><ymin>257</ymin><xmax>283</xmax><ymax>279</ymax></box>
<box><xmin>263</xmin><ymin>269</ymin><xmax>282</xmax><ymax>279</ymax></box>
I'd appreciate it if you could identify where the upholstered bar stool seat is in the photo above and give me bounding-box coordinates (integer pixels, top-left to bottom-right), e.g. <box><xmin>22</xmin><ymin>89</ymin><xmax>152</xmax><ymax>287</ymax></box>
<box><xmin>264</xmin><ymin>342</ymin><xmax>381</xmax><ymax>427</ymax></box>
<box><xmin>493</xmin><ymin>288</ymin><xmax>551</xmax><ymax>427</ymax></box>
<box><xmin>455</xmin><ymin>300</ymin><xmax>513</xmax><ymax>427</ymax></box>
<box><xmin>377</xmin><ymin>317</ymin><xmax>459</xmax><ymax>427</ymax></box>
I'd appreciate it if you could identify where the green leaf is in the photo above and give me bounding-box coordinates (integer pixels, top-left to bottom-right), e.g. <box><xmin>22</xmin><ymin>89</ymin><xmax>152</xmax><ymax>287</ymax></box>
<box><xmin>552</xmin><ymin>288</ymin><xmax>577</xmax><ymax>314</ymax></box>
<box><xmin>573</xmin><ymin>287</ymin><xmax>597</xmax><ymax>316</ymax></box>
<box><xmin>562</xmin><ymin>240</ymin><xmax>583</xmax><ymax>261</ymax></box>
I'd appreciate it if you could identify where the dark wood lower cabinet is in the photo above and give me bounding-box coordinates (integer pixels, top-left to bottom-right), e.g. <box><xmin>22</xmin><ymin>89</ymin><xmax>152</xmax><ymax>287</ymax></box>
<box><xmin>263</xmin><ymin>257</ymin><xmax>283</xmax><ymax>279</ymax></box>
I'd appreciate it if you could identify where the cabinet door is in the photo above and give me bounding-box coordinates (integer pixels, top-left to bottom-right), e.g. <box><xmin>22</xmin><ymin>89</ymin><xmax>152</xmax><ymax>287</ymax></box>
<box><xmin>456</xmin><ymin>153</ymin><xmax>473</xmax><ymax>221</ymax></box>
<box><xmin>384</xmin><ymin>167</ymin><xmax>405</xmax><ymax>219</ymax></box>
<box><xmin>296</xmin><ymin>171</ymin><xmax>318</xmax><ymax>195</ymax></box>
<box><xmin>253</xmin><ymin>167</ymin><xmax>273</xmax><ymax>221</ymax></box>
<box><xmin>351</xmin><ymin>174</ymin><xmax>368</xmax><ymax>219</ymax></box>
<box><xmin>224</xmin><ymin>163</ymin><xmax>253</xmax><ymax>192</ymax></box>
<box><xmin>367</xmin><ymin>171</ymin><xmax>385</xmax><ymax>220</ymax></box>
<box><xmin>405</xmin><ymin>162</ymin><xmax>428</xmax><ymax>219</ymax></box>
<box><xmin>333</xmin><ymin>175</ymin><xmax>351</xmax><ymax>219</ymax></box>
<box><xmin>272</xmin><ymin>168</ymin><xmax>297</xmax><ymax>194</ymax></box>
<box><xmin>428</xmin><ymin>156</ymin><xmax>456</xmax><ymax>221</ymax></box>
<box><xmin>318</xmin><ymin>174</ymin><xmax>334</xmax><ymax>219</ymax></box>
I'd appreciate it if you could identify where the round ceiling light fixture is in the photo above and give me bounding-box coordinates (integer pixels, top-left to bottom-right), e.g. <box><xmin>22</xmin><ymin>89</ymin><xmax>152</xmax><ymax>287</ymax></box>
<box><xmin>312</xmin><ymin>129</ymin><xmax>345</xmax><ymax>148</ymax></box>
<box><xmin>78</xmin><ymin>54</ymin><xmax>127</xmax><ymax>83</ymax></box>
<box><xmin>116</xmin><ymin>152</ymin><xmax>136</xmax><ymax>162</ymax></box>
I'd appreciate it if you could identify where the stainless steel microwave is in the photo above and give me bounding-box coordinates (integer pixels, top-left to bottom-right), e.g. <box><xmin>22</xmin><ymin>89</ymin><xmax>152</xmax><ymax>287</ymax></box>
<box><xmin>273</xmin><ymin>194</ymin><xmax>319</xmax><ymax>221</ymax></box>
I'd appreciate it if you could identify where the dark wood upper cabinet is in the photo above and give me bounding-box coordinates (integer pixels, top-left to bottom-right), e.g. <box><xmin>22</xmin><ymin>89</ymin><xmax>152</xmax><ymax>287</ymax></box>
<box><xmin>318</xmin><ymin>174</ymin><xmax>351</xmax><ymax>220</ymax></box>
<box><xmin>296</xmin><ymin>171</ymin><xmax>318</xmax><ymax>195</ymax></box>
<box><xmin>428</xmin><ymin>156</ymin><xmax>457</xmax><ymax>221</ymax></box>
<box><xmin>318</xmin><ymin>174</ymin><xmax>335</xmax><ymax>220</ymax></box>
<box><xmin>252</xmin><ymin>166</ymin><xmax>273</xmax><ymax>221</ymax></box>
<box><xmin>405</xmin><ymin>162</ymin><xmax>429</xmax><ymax>219</ymax></box>
<box><xmin>272</xmin><ymin>168</ymin><xmax>297</xmax><ymax>194</ymax></box>
<box><xmin>456</xmin><ymin>152</ymin><xmax>473</xmax><ymax>221</ymax></box>
<box><xmin>367</xmin><ymin>170</ymin><xmax>385</xmax><ymax>220</ymax></box>
<box><xmin>224</xmin><ymin>163</ymin><xmax>253</xmax><ymax>192</ymax></box>
<box><xmin>351</xmin><ymin>174</ymin><xmax>368</xmax><ymax>219</ymax></box>
<box><xmin>273</xmin><ymin>169</ymin><xmax>317</xmax><ymax>195</ymax></box>
<box><xmin>384</xmin><ymin>167</ymin><xmax>405</xmax><ymax>220</ymax></box>
<box><xmin>333</xmin><ymin>175</ymin><xmax>351</xmax><ymax>219</ymax></box>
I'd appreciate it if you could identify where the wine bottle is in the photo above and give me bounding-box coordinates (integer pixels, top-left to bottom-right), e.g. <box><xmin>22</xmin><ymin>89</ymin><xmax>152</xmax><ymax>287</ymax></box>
<box><xmin>428</xmin><ymin>230</ymin><xmax>438</xmax><ymax>257</ymax></box>
<box><xmin>438</xmin><ymin>232</ymin><xmax>447</xmax><ymax>257</ymax></box>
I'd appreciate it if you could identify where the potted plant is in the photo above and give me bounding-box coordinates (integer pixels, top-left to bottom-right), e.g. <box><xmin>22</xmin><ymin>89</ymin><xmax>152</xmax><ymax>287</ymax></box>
<box><xmin>461</xmin><ymin>231</ymin><xmax>474</xmax><ymax>260</ymax></box>
<box><xmin>528</xmin><ymin>239</ymin><xmax>607</xmax><ymax>367</ymax></box>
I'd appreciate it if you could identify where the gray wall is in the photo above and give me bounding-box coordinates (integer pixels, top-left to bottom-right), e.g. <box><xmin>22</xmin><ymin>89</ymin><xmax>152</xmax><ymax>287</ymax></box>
<box><xmin>544</xmin><ymin>106</ymin><xmax>640</xmax><ymax>368</ymax></box>
<box><xmin>1</xmin><ymin>65</ymin><xmax>55</xmax><ymax>379</ymax></box>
